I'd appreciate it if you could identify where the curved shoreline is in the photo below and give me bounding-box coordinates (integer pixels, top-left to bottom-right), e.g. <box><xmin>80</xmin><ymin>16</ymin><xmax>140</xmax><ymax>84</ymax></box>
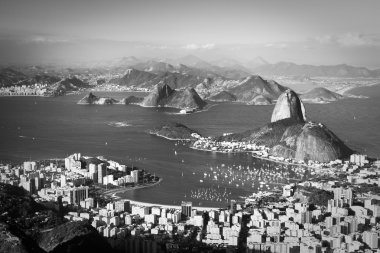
<box><xmin>107</xmin><ymin>178</ymin><xmax>219</xmax><ymax>211</ymax></box>
<box><xmin>104</xmin><ymin>177</ymin><xmax>164</xmax><ymax>198</ymax></box>
<box><xmin>149</xmin><ymin>132</ymin><xmax>192</xmax><ymax>141</ymax></box>
<box><xmin>190</xmin><ymin>146</ymin><xmax>319</xmax><ymax>170</ymax></box>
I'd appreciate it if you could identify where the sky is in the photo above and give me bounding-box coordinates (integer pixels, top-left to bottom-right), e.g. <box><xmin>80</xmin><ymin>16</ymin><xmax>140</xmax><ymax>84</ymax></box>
<box><xmin>1</xmin><ymin>0</ymin><xmax>380</xmax><ymax>68</ymax></box>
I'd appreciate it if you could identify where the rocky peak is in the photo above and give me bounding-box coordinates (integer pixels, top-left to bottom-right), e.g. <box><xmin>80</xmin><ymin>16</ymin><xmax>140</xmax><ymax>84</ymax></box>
<box><xmin>157</xmin><ymin>82</ymin><xmax>174</xmax><ymax>98</ymax></box>
<box><xmin>271</xmin><ymin>89</ymin><xmax>306</xmax><ymax>123</ymax></box>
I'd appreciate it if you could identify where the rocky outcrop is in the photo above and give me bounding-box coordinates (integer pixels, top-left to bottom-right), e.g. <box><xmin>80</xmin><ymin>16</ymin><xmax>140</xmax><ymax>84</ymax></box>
<box><xmin>300</xmin><ymin>87</ymin><xmax>344</xmax><ymax>103</ymax></box>
<box><xmin>271</xmin><ymin>89</ymin><xmax>306</xmax><ymax>123</ymax></box>
<box><xmin>38</xmin><ymin>221</ymin><xmax>112</xmax><ymax>253</ymax></box>
<box><xmin>141</xmin><ymin>83</ymin><xmax>206</xmax><ymax>110</ymax></box>
<box><xmin>294</xmin><ymin>122</ymin><xmax>351</xmax><ymax>162</ymax></box>
<box><xmin>141</xmin><ymin>83</ymin><xmax>175</xmax><ymax>107</ymax></box>
<box><xmin>77</xmin><ymin>93</ymin><xmax>117</xmax><ymax>105</ymax></box>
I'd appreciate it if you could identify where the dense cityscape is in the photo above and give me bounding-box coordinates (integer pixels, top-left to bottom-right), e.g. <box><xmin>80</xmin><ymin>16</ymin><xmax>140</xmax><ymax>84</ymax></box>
<box><xmin>2</xmin><ymin>150</ymin><xmax>380</xmax><ymax>252</ymax></box>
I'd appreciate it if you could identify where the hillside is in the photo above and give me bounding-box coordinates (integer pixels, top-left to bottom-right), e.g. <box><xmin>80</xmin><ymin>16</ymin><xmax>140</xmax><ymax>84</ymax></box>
<box><xmin>228</xmin><ymin>75</ymin><xmax>287</xmax><ymax>105</ymax></box>
<box><xmin>0</xmin><ymin>183</ymin><xmax>42</xmax><ymax>220</ymax></box>
<box><xmin>0</xmin><ymin>223</ymin><xmax>45</xmax><ymax>253</ymax></box>
<box><xmin>132</xmin><ymin>60</ymin><xmax>176</xmax><ymax>73</ymax></box>
<box><xmin>0</xmin><ymin>68</ymin><xmax>61</xmax><ymax>89</ymax></box>
<box><xmin>114</xmin><ymin>68</ymin><xmax>157</xmax><ymax>87</ymax></box>
<box><xmin>153</xmin><ymin>71</ymin><xmax>203</xmax><ymax>89</ymax></box>
<box><xmin>38</xmin><ymin>221</ymin><xmax>112</xmax><ymax>253</ymax></box>
<box><xmin>300</xmin><ymin>87</ymin><xmax>344</xmax><ymax>103</ymax></box>
<box><xmin>208</xmin><ymin>91</ymin><xmax>237</xmax><ymax>102</ymax></box>
<box><xmin>48</xmin><ymin>77</ymin><xmax>90</xmax><ymax>96</ymax></box>
<box><xmin>0</xmin><ymin>67</ymin><xmax>28</xmax><ymax>87</ymax></box>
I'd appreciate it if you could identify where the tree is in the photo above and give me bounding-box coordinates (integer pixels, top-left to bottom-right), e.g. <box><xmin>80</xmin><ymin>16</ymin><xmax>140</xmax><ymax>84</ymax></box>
<box><xmin>308</xmin><ymin>189</ymin><xmax>333</xmax><ymax>207</ymax></box>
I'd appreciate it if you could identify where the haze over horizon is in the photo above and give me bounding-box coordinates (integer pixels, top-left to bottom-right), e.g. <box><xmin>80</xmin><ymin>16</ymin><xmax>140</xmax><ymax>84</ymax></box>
<box><xmin>1</xmin><ymin>0</ymin><xmax>380</xmax><ymax>68</ymax></box>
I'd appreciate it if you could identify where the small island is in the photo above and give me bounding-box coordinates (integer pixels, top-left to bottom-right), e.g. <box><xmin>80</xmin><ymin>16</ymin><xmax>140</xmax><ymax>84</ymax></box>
<box><xmin>77</xmin><ymin>92</ymin><xmax>144</xmax><ymax>105</ymax></box>
<box><xmin>77</xmin><ymin>84</ymin><xmax>207</xmax><ymax>113</ymax></box>
<box><xmin>300</xmin><ymin>87</ymin><xmax>345</xmax><ymax>103</ymax></box>
<box><xmin>149</xmin><ymin>122</ymin><xmax>200</xmax><ymax>141</ymax></box>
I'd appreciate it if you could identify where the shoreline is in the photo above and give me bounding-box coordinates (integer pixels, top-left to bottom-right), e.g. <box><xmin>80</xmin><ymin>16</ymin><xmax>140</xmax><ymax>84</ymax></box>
<box><xmin>339</xmin><ymin>82</ymin><xmax>380</xmax><ymax>95</ymax></box>
<box><xmin>106</xmin><ymin>177</ymin><xmax>220</xmax><ymax>211</ymax></box>
<box><xmin>152</xmin><ymin>133</ymin><xmax>317</xmax><ymax>169</ymax></box>
<box><xmin>104</xmin><ymin>177</ymin><xmax>164</xmax><ymax>198</ymax></box>
<box><xmin>190</xmin><ymin>146</ymin><xmax>319</xmax><ymax>170</ymax></box>
<box><xmin>149</xmin><ymin>132</ymin><xmax>192</xmax><ymax>142</ymax></box>
<box><xmin>118</xmin><ymin>199</ymin><xmax>220</xmax><ymax>211</ymax></box>
<box><xmin>0</xmin><ymin>94</ymin><xmax>47</xmax><ymax>97</ymax></box>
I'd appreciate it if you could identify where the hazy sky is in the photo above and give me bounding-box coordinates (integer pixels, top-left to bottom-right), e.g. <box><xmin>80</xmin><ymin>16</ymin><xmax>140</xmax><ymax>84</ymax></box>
<box><xmin>1</xmin><ymin>0</ymin><xmax>380</xmax><ymax>67</ymax></box>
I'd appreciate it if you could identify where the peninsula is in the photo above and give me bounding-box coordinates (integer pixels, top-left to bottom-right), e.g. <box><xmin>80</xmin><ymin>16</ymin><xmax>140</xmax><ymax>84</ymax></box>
<box><xmin>149</xmin><ymin>122</ymin><xmax>200</xmax><ymax>141</ymax></box>
<box><xmin>153</xmin><ymin>89</ymin><xmax>353</xmax><ymax>164</ymax></box>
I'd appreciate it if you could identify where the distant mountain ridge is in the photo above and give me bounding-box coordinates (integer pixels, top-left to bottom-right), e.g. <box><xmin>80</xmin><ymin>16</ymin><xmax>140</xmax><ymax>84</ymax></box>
<box><xmin>252</xmin><ymin>62</ymin><xmax>380</xmax><ymax>77</ymax></box>
<box><xmin>228</xmin><ymin>75</ymin><xmax>287</xmax><ymax>105</ymax></box>
<box><xmin>195</xmin><ymin>75</ymin><xmax>287</xmax><ymax>105</ymax></box>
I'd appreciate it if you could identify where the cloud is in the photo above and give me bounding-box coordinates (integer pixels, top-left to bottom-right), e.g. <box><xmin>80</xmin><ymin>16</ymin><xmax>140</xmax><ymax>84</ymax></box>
<box><xmin>135</xmin><ymin>44</ymin><xmax>168</xmax><ymax>49</ymax></box>
<box><xmin>315</xmin><ymin>35</ymin><xmax>333</xmax><ymax>44</ymax></box>
<box><xmin>264</xmin><ymin>43</ymin><xmax>288</xmax><ymax>49</ymax></box>
<box><xmin>183</xmin><ymin>43</ymin><xmax>215</xmax><ymax>50</ymax></box>
<box><xmin>337</xmin><ymin>33</ymin><xmax>378</xmax><ymax>47</ymax></box>
<box><xmin>315</xmin><ymin>33</ymin><xmax>380</xmax><ymax>47</ymax></box>
<box><xmin>27</xmin><ymin>36</ymin><xmax>69</xmax><ymax>43</ymax></box>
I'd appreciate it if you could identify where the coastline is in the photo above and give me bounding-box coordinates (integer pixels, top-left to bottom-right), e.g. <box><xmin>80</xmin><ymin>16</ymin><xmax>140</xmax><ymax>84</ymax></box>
<box><xmin>338</xmin><ymin>81</ymin><xmax>380</xmax><ymax>95</ymax></box>
<box><xmin>105</xmin><ymin>177</ymin><xmax>163</xmax><ymax>199</ymax></box>
<box><xmin>119</xmin><ymin>199</ymin><xmax>220</xmax><ymax>212</ymax></box>
<box><xmin>0</xmin><ymin>94</ymin><xmax>47</xmax><ymax>97</ymax></box>
<box><xmin>190</xmin><ymin>146</ymin><xmax>319</xmax><ymax>171</ymax></box>
<box><xmin>149</xmin><ymin>132</ymin><xmax>192</xmax><ymax>141</ymax></box>
<box><xmin>106</xmin><ymin>177</ymin><xmax>219</xmax><ymax>211</ymax></box>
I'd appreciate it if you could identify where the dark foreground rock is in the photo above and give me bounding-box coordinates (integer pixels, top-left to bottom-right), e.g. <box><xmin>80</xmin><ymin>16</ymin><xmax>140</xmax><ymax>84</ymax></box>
<box><xmin>38</xmin><ymin>221</ymin><xmax>113</xmax><ymax>253</ymax></box>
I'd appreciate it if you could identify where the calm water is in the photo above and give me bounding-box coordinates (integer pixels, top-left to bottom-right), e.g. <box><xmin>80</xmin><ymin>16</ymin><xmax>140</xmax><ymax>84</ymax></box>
<box><xmin>0</xmin><ymin>86</ymin><xmax>379</xmax><ymax>207</ymax></box>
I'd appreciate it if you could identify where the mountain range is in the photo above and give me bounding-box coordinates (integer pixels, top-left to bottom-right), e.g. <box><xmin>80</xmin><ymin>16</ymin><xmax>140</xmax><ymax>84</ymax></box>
<box><xmin>252</xmin><ymin>62</ymin><xmax>380</xmax><ymax>77</ymax></box>
<box><xmin>2</xmin><ymin>55</ymin><xmax>380</xmax><ymax>100</ymax></box>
